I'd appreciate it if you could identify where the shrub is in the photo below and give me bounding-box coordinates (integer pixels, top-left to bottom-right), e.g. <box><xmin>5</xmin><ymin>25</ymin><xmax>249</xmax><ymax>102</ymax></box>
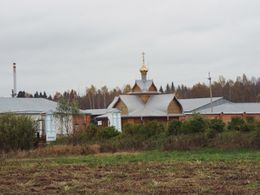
<box><xmin>70</xmin><ymin>124</ymin><xmax>99</xmax><ymax>143</ymax></box>
<box><xmin>53</xmin><ymin>136</ymin><xmax>70</xmax><ymax>145</ymax></box>
<box><xmin>123</xmin><ymin>121</ymin><xmax>165</xmax><ymax>138</ymax></box>
<box><xmin>251</xmin><ymin>130</ymin><xmax>260</xmax><ymax>148</ymax></box>
<box><xmin>142</xmin><ymin>121</ymin><xmax>165</xmax><ymax>138</ymax></box>
<box><xmin>245</xmin><ymin>117</ymin><xmax>256</xmax><ymax>131</ymax></box>
<box><xmin>96</xmin><ymin>127</ymin><xmax>120</xmax><ymax>140</ymax></box>
<box><xmin>62</xmin><ymin>125</ymin><xmax>120</xmax><ymax>145</ymax></box>
<box><xmin>212</xmin><ymin>130</ymin><xmax>259</xmax><ymax>149</ymax></box>
<box><xmin>85</xmin><ymin>124</ymin><xmax>99</xmax><ymax>139</ymax></box>
<box><xmin>256</xmin><ymin>121</ymin><xmax>260</xmax><ymax>132</ymax></box>
<box><xmin>206</xmin><ymin>128</ymin><xmax>217</xmax><ymax>139</ymax></box>
<box><xmin>181</xmin><ymin>114</ymin><xmax>208</xmax><ymax>134</ymax></box>
<box><xmin>123</xmin><ymin>124</ymin><xmax>142</xmax><ymax>136</ymax></box>
<box><xmin>118</xmin><ymin>122</ymin><xmax>167</xmax><ymax>151</ymax></box>
<box><xmin>0</xmin><ymin>114</ymin><xmax>36</xmax><ymax>152</ymax></box>
<box><xmin>167</xmin><ymin>120</ymin><xmax>182</xmax><ymax>135</ymax></box>
<box><xmin>209</xmin><ymin>118</ymin><xmax>225</xmax><ymax>133</ymax></box>
<box><xmin>227</xmin><ymin>117</ymin><xmax>249</xmax><ymax>132</ymax></box>
<box><xmin>163</xmin><ymin>133</ymin><xmax>208</xmax><ymax>151</ymax></box>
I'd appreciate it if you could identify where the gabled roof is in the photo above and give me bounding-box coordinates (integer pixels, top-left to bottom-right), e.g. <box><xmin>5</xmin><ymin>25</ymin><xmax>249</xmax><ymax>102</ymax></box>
<box><xmin>178</xmin><ymin>97</ymin><xmax>224</xmax><ymax>113</ymax></box>
<box><xmin>130</xmin><ymin>79</ymin><xmax>158</xmax><ymax>93</ymax></box>
<box><xmin>197</xmin><ymin>103</ymin><xmax>260</xmax><ymax>114</ymax></box>
<box><xmin>108</xmin><ymin>96</ymin><xmax>119</xmax><ymax>109</ymax></box>
<box><xmin>0</xmin><ymin>97</ymin><xmax>57</xmax><ymax>114</ymax></box>
<box><xmin>82</xmin><ymin>109</ymin><xmax>108</xmax><ymax>116</ymax></box>
<box><xmin>108</xmin><ymin>94</ymin><xmax>183</xmax><ymax>117</ymax></box>
<box><xmin>82</xmin><ymin>108</ymin><xmax>120</xmax><ymax>116</ymax></box>
<box><xmin>119</xmin><ymin>95</ymin><xmax>144</xmax><ymax>114</ymax></box>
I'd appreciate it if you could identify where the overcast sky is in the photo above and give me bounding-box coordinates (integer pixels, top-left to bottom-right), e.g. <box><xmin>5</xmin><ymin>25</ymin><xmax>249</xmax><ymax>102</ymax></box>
<box><xmin>0</xmin><ymin>0</ymin><xmax>260</xmax><ymax>97</ymax></box>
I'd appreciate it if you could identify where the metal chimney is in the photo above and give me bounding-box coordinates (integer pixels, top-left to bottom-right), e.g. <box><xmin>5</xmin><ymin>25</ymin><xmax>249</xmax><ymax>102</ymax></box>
<box><xmin>208</xmin><ymin>72</ymin><xmax>213</xmax><ymax>113</ymax></box>
<box><xmin>12</xmin><ymin>62</ymin><xmax>17</xmax><ymax>98</ymax></box>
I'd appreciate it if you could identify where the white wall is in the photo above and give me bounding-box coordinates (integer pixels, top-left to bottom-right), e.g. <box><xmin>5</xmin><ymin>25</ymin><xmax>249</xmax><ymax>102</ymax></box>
<box><xmin>107</xmin><ymin>112</ymin><xmax>122</xmax><ymax>132</ymax></box>
<box><xmin>54</xmin><ymin>115</ymin><xmax>73</xmax><ymax>135</ymax></box>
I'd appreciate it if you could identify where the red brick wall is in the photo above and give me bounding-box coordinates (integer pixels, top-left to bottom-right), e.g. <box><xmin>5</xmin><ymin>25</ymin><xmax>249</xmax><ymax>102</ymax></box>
<box><xmin>181</xmin><ymin>113</ymin><xmax>260</xmax><ymax>123</ymax></box>
<box><xmin>72</xmin><ymin>114</ymin><xmax>91</xmax><ymax>131</ymax></box>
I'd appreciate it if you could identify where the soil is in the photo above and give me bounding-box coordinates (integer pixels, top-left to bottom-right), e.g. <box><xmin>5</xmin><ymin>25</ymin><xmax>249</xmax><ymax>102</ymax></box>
<box><xmin>0</xmin><ymin>159</ymin><xmax>259</xmax><ymax>194</ymax></box>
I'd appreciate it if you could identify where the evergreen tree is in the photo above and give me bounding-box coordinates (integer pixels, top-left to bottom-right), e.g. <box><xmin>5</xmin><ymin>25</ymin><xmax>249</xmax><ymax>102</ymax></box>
<box><xmin>17</xmin><ymin>91</ymin><xmax>25</xmax><ymax>98</ymax></box>
<box><xmin>171</xmin><ymin>82</ymin><xmax>175</xmax><ymax>93</ymax></box>
<box><xmin>165</xmin><ymin>83</ymin><xmax>171</xmax><ymax>93</ymax></box>
<box><xmin>34</xmin><ymin>91</ymin><xmax>39</xmax><ymax>98</ymax></box>
<box><xmin>159</xmin><ymin>86</ymin><xmax>164</xmax><ymax>93</ymax></box>
<box><xmin>43</xmin><ymin>91</ymin><xmax>47</xmax><ymax>98</ymax></box>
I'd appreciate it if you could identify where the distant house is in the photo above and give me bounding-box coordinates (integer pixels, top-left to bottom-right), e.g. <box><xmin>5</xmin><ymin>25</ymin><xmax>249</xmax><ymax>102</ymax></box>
<box><xmin>193</xmin><ymin>102</ymin><xmax>260</xmax><ymax>122</ymax></box>
<box><xmin>107</xmin><ymin>61</ymin><xmax>183</xmax><ymax>126</ymax></box>
<box><xmin>178</xmin><ymin>97</ymin><xmax>230</xmax><ymax>114</ymax></box>
<box><xmin>0</xmin><ymin>98</ymin><xmax>91</xmax><ymax>141</ymax></box>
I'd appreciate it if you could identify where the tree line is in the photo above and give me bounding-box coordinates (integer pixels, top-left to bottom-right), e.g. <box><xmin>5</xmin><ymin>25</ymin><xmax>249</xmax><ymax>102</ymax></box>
<box><xmin>17</xmin><ymin>74</ymin><xmax>260</xmax><ymax>109</ymax></box>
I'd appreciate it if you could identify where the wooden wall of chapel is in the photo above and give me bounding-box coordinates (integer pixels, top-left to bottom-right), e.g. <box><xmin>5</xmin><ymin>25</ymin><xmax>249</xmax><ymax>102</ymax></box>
<box><xmin>114</xmin><ymin>99</ymin><xmax>128</xmax><ymax>115</ymax></box>
<box><xmin>132</xmin><ymin>84</ymin><xmax>141</xmax><ymax>92</ymax></box>
<box><xmin>168</xmin><ymin>99</ymin><xmax>182</xmax><ymax>114</ymax></box>
<box><xmin>149</xmin><ymin>83</ymin><xmax>157</xmax><ymax>92</ymax></box>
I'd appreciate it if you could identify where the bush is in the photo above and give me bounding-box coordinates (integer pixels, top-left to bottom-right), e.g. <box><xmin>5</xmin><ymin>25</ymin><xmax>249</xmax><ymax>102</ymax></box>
<box><xmin>142</xmin><ymin>121</ymin><xmax>165</xmax><ymax>138</ymax></box>
<box><xmin>209</xmin><ymin>118</ymin><xmax>225</xmax><ymax>133</ymax></box>
<box><xmin>85</xmin><ymin>124</ymin><xmax>99</xmax><ymax>139</ymax></box>
<box><xmin>212</xmin><ymin>130</ymin><xmax>259</xmax><ymax>149</ymax></box>
<box><xmin>167</xmin><ymin>120</ymin><xmax>182</xmax><ymax>135</ymax></box>
<box><xmin>181</xmin><ymin>114</ymin><xmax>208</xmax><ymax>134</ymax></box>
<box><xmin>118</xmin><ymin>122</ymin><xmax>167</xmax><ymax>151</ymax></box>
<box><xmin>0</xmin><ymin>114</ymin><xmax>36</xmax><ymax>152</ymax></box>
<box><xmin>251</xmin><ymin>130</ymin><xmax>260</xmax><ymax>148</ymax></box>
<box><xmin>227</xmin><ymin>117</ymin><xmax>249</xmax><ymax>132</ymax></box>
<box><xmin>163</xmin><ymin>133</ymin><xmax>208</xmax><ymax>151</ymax></box>
<box><xmin>96</xmin><ymin>127</ymin><xmax>120</xmax><ymax>140</ymax></box>
<box><xmin>123</xmin><ymin>124</ymin><xmax>142</xmax><ymax>136</ymax></box>
<box><xmin>245</xmin><ymin>117</ymin><xmax>256</xmax><ymax>131</ymax></box>
<box><xmin>123</xmin><ymin>121</ymin><xmax>165</xmax><ymax>138</ymax></box>
<box><xmin>206</xmin><ymin>128</ymin><xmax>217</xmax><ymax>139</ymax></box>
<box><xmin>256</xmin><ymin>121</ymin><xmax>260</xmax><ymax>132</ymax></box>
<box><xmin>57</xmin><ymin>125</ymin><xmax>120</xmax><ymax>145</ymax></box>
<box><xmin>53</xmin><ymin>136</ymin><xmax>70</xmax><ymax>145</ymax></box>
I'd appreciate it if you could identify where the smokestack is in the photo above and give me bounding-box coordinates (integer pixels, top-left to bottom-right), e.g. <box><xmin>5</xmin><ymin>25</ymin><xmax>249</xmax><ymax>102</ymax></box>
<box><xmin>12</xmin><ymin>62</ymin><xmax>17</xmax><ymax>98</ymax></box>
<box><xmin>208</xmin><ymin>72</ymin><xmax>213</xmax><ymax>113</ymax></box>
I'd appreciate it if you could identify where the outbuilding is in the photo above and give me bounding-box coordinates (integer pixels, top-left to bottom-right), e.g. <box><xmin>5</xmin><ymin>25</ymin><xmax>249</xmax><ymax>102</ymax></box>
<box><xmin>0</xmin><ymin>98</ymin><xmax>91</xmax><ymax>142</ymax></box>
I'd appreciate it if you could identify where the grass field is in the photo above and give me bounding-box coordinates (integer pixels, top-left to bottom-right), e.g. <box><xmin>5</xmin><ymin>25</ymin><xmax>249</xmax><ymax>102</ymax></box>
<box><xmin>0</xmin><ymin>149</ymin><xmax>260</xmax><ymax>194</ymax></box>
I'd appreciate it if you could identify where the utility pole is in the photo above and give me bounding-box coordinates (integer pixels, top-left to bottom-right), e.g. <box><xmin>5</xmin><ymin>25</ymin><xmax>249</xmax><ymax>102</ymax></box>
<box><xmin>208</xmin><ymin>72</ymin><xmax>213</xmax><ymax>113</ymax></box>
<box><xmin>12</xmin><ymin>62</ymin><xmax>17</xmax><ymax>98</ymax></box>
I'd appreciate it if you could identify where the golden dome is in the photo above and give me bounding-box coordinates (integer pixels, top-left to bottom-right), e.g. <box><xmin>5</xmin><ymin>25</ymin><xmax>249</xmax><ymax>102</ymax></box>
<box><xmin>140</xmin><ymin>64</ymin><xmax>148</xmax><ymax>72</ymax></box>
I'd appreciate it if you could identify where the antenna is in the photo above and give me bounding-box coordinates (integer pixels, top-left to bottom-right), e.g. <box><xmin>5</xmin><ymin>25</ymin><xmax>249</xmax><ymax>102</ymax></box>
<box><xmin>12</xmin><ymin>62</ymin><xmax>17</xmax><ymax>98</ymax></box>
<box><xmin>208</xmin><ymin>72</ymin><xmax>213</xmax><ymax>113</ymax></box>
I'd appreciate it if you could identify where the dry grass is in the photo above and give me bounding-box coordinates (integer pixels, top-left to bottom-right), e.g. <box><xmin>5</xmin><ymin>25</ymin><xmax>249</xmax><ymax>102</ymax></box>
<box><xmin>0</xmin><ymin>144</ymin><xmax>103</xmax><ymax>159</ymax></box>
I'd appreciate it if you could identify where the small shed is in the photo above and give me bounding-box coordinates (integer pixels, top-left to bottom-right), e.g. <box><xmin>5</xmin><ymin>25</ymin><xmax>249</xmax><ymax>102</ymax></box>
<box><xmin>82</xmin><ymin>108</ymin><xmax>122</xmax><ymax>131</ymax></box>
<box><xmin>96</xmin><ymin>109</ymin><xmax>122</xmax><ymax>131</ymax></box>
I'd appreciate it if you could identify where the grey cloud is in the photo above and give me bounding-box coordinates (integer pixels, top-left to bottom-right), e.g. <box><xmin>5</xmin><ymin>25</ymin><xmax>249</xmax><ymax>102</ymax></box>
<box><xmin>0</xmin><ymin>0</ymin><xmax>260</xmax><ymax>97</ymax></box>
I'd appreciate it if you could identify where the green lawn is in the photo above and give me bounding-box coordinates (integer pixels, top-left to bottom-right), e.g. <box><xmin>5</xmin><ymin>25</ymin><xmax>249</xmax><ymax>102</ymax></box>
<box><xmin>46</xmin><ymin>148</ymin><xmax>260</xmax><ymax>166</ymax></box>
